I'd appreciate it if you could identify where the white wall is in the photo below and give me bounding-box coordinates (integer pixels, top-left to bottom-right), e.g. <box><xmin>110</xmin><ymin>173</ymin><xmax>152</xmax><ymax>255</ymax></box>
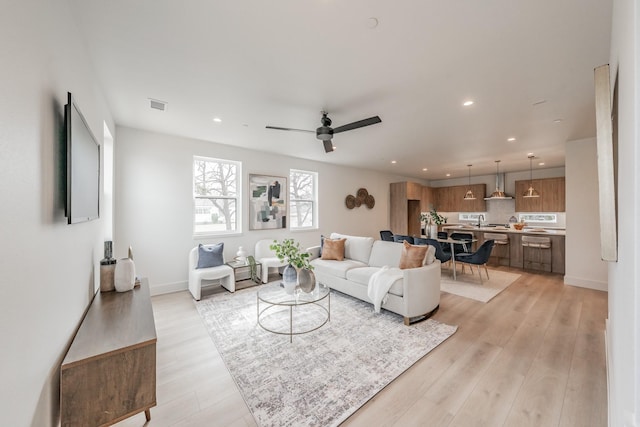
<box><xmin>0</xmin><ymin>1</ymin><xmax>114</xmax><ymax>426</ymax></box>
<box><xmin>608</xmin><ymin>0</ymin><xmax>639</xmax><ymax>424</ymax></box>
<box><xmin>114</xmin><ymin>126</ymin><xmax>422</xmax><ymax>295</ymax></box>
<box><xmin>564</xmin><ymin>138</ymin><xmax>608</xmax><ymax>291</ymax></box>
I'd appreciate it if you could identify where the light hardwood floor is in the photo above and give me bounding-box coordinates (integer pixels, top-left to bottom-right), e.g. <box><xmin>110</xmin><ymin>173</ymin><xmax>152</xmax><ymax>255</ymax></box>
<box><xmin>116</xmin><ymin>267</ymin><xmax>607</xmax><ymax>427</ymax></box>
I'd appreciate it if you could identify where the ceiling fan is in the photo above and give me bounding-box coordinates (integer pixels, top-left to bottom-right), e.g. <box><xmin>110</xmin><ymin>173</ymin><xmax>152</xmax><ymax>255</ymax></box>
<box><xmin>266</xmin><ymin>111</ymin><xmax>382</xmax><ymax>153</ymax></box>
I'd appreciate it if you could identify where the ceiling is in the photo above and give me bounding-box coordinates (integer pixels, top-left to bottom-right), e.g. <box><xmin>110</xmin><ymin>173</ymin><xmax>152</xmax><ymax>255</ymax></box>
<box><xmin>70</xmin><ymin>0</ymin><xmax>612</xmax><ymax>180</ymax></box>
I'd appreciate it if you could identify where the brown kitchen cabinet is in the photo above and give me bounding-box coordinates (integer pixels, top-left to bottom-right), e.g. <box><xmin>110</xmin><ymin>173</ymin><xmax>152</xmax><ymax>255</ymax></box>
<box><xmin>434</xmin><ymin>184</ymin><xmax>486</xmax><ymax>212</ymax></box>
<box><xmin>515</xmin><ymin>177</ymin><xmax>565</xmax><ymax>212</ymax></box>
<box><xmin>390</xmin><ymin>182</ymin><xmax>423</xmax><ymax>236</ymax></box>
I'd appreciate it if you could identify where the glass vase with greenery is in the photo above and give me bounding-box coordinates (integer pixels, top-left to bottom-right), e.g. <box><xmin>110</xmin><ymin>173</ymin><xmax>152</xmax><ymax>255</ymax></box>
<box><xmin>270</xmin><ymin>238</ymin><xmax>313</xmax><ymax>270</ymax></box>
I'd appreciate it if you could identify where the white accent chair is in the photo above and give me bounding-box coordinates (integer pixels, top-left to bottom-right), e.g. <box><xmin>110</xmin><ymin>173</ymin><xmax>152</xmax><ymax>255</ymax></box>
<box><xmin>255</xmin><ymin>239</ymin><xmax>287</xmax><ymax>284</ymax></box>
<box><xmin>188</xmin><ymin>246</ymin><xmax>235</xmax><ymax>300</ymax></box>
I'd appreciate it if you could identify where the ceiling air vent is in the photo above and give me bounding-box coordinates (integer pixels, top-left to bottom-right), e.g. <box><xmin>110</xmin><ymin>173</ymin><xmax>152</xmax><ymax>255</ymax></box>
<box><xmin>149</xmin><ymin>99</ymin><xmax>167</xmax><ymax>111</ymax></box>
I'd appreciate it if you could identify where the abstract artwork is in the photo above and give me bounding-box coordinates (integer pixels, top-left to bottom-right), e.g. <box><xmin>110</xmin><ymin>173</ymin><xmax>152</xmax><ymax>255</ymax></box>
<box><xmin>249</xmin><ymin>174</ymin><xmax>287</xmax><ymax>230</ymax></box>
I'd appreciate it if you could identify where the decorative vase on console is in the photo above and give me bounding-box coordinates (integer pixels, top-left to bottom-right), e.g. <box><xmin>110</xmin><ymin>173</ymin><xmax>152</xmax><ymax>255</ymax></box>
<box><xmin>114</xmin><ymin>249</ymin><xmax>136</xmax><ymax>292</ymax></box>
<box><xmin>100</xmin><ymin>241</ymin><xmax>117</xmax><ymax>292</ymax></box>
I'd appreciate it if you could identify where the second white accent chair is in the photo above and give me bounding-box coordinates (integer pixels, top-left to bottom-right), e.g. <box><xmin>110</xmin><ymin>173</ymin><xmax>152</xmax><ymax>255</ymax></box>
<box><xmin>255</xmin><ymin>239</ymin><xmax>287</xmax><ymax>284</ymax></box>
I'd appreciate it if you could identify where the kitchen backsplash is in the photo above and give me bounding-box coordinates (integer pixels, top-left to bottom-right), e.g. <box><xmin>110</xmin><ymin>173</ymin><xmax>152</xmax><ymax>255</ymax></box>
<box><xmin>429</xmin><ymin>199</ymin><xmax>566</xmax><ymax>229</ymax></box>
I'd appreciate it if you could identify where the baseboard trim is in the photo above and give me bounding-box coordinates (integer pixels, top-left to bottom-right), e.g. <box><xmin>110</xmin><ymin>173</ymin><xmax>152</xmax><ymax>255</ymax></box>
<box><xmin>150</xmin><ymin>281</ymin><xmax>188</xmax><ymax>296</ymax></box>
<box><xmin>563</xmin><ymin>275</ymin><xmax>608</xmax><ymax>292</ymax></box>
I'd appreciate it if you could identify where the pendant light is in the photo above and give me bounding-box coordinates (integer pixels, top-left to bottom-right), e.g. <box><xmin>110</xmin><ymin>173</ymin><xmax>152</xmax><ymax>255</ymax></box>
<box><xmin>523</xmin><ymin>155</ymin><xmax>540</xmax><ymax>198</ymax></box>
<box><xmin>463</xmin><ymin>164</ymin><xmax>476</xmax><ymax>200</ymax></box>
<box><xmin>490</xmin><ymin>160</ymin><xmax>506</xmax><ymax>198</ymax></box>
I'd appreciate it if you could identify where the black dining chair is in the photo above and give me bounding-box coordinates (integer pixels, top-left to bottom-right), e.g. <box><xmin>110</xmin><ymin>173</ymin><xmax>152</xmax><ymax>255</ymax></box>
<box><xmin>393</xmin><ymin>234</ymin><xmax>414</xmax><ymax>244</ymax></box>
<box><xmin>437</xmin><ymin>231</ymin><xmax>448</xmax><ymax>240</ymax></box>
<box><xmin>450</xmin><ymin>232</ymin><xmax>473</xmax><ymax>255</ymax></box>
<box><xmin>424</xmin><ymin>238</ymin><xmax>452</xmax><ymax>266</ymax></box>
<box><xmin>380</xmin><ymin>230</ymin><xmax>394</xmax><ymax>242</ymax></box>
<box><xmin>456</xmin><ymin>240</ymin><xmax>495</xmax><ymax>283</ymax></box>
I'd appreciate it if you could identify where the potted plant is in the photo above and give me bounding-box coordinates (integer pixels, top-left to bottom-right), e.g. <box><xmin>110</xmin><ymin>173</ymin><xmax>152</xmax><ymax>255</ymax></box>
<box><xmin>423</xmin><ymin>209</ymin><xmax>447</xmax><ymax>238</ymax></box>
<box><xmin>270</xmin><ymin>239</ymin><xmax>315</xmax><ymax>293</ymax></box>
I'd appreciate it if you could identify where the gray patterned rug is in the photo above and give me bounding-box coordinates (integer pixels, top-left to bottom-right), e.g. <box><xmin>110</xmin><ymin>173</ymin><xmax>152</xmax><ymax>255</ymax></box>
<box><xmin>195</xmin><ymin>284</ymin><xmax>457</xmax><ymax>427</ymax></box>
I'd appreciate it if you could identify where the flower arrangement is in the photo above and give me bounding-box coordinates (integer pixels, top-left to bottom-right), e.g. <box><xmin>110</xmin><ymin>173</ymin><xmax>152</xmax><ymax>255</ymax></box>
<box><xmin>270</xmin><ymin>238</ymin><xmax>313</xmax><ymax>270</ymax></box>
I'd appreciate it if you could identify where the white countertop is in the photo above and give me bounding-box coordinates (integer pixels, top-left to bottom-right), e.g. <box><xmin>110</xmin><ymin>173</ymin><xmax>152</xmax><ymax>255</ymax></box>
<box><xmin>443</xmin><ymin>225</ymin><xmax>566</xmax><ymax>236</ymax></box>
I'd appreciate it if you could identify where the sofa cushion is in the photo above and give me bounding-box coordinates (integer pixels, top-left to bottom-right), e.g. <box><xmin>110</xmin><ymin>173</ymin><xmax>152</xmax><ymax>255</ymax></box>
<box><xmin>321</xmin><ymin>238</ymin><xmax>346</xmax><ymax>261</ymax></box>
<box><xmin>345</xmin><ymin>267</ymin><xmax>404</xmax><ymax>297</ymax></box>
<box><xmin>424</xmin><ymin>245</ymin><xmax>437</xmax><ymax>265</ymax></box>
<box><xmin>399</xmin><ymin>241</ymin><xmax>429</xmax><ymax>269</ymax></box>
<box><xmin>330</xmin><ymin>233</ymin><xmax>374</xmax><ymax>264</ymax></box>
<box><xmin>311</xmin><ymin>258</ymin><xmax>367</xmax><ymax>279</ymax></box>
<box><xmin>368</xmin><ymin>240</ymin><xmax>403</xmax><ymax>268</ymax></box>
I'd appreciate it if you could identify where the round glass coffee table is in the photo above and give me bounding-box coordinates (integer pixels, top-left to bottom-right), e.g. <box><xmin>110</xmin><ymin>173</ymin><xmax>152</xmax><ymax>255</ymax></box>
<box><xmin>257</xmin><ymin>282</ymin><xmax>330</xmax><ymax>342</ymax></box>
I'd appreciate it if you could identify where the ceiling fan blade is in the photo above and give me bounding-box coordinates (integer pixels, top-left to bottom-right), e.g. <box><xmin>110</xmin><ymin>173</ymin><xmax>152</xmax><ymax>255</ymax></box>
<box><xmin>332</xmin><ymin>116</ymin><xmax>382</xmax><ymax>134</ymax></box>
<box><xmin>323</xmin><ymin>140</ymin><xmax>334</xmax><ymax>153</ymax></box>
<box><xmin>265</xmin><ymin>125</ymin><xmax>314</xmax><ymax>133</ymax></box>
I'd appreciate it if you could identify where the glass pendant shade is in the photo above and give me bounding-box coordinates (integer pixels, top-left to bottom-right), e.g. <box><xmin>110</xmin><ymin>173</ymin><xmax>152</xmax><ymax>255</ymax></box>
<box><xmin>523</xmin><ymin>155</ymin><xmax>540</xmax><ymax>198</ymax></box>
<box><xmin>463</xmin><ymin>164</ymin><xmax>476</xmax><ymax>200</ymax></box>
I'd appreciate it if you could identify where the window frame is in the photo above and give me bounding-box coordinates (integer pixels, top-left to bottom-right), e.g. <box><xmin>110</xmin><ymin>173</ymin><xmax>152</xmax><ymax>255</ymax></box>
<box><xmin>192</xmin><ymin>155</ymin><xmax>242</xmax><ymax>237</ymax></box>
<box><xmin>289</xmin><ymin>168</ymin><xmax>318</xmax><ymax>230</ymax></box>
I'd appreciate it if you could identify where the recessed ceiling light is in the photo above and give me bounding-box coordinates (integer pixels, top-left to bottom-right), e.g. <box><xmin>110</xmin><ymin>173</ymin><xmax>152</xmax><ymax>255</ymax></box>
<box><xmin>446</xmin><ymin>173</ymin><xmax>451</xmax><ymax>177</ymax></box>
<box><xmin>391</xmin><ymin>160</ymin><xmax>397</xmax><ymax>164</ymax></box>
<box><xmin>213</xmin><ymin>117</ymin><xmax>222</xmax><ymax>123</ymax></box>
<box><xmin>463</xmin><ymin>100</ymin><xmax>474</xmax><ymax>107</ymax></box>
<box><xmin>527</xmin><ymin>152</ymin><xmax>534</xmax><ymax>156</ymax></box>
<box><xmin>538</xmin><ymin>162</ymin><xmax>545</xmax><ymax>166</ymax></box>
<box><xmin>366</xmin><ymin>17</ymin><xmax>379</xmax><ymax>29</ymax></box>
<box><xmin>422</xmin><ymin>168</ymin><xmax>428</xmax><ymax>171</ymax></box>
<box><xmin>553</xmin><ymin>119</ymin><xmax>563</xmax><ymax>123</ymax></box>
<box><xmin>507</xmin><ymin>137</ymin><xmax>516</xmax><ymax>142</ymax></box>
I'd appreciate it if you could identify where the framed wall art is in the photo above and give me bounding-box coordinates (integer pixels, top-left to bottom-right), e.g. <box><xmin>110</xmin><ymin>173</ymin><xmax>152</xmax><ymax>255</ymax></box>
<box><xmin>249</xmin><ymin>174</ymin><xmax>287</xmax><ymax>230</ymax></box>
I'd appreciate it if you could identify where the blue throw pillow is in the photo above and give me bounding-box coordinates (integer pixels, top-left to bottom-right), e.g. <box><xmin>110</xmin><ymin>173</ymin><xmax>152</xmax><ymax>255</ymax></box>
<box><xmin>196</xmin><ymin>243</ymin><xmax>224</xmax><ymax>269</ymax></box>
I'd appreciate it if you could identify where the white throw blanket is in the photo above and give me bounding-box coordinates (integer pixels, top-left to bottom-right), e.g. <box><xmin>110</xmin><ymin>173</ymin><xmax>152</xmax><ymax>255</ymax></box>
<box><xmin>367</xmin><ymin>266</ymin><xmax>403</xmax><ymax>313</ymax></box>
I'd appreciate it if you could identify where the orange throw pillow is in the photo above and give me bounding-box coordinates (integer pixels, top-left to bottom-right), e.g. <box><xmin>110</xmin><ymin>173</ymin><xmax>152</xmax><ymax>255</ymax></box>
<box><xmin>321</xmin><ymin>238</ymin><xmax>346</xmax><ymax>261</ymax></box>
<box><xmin>399</xmin><ymin>241</ymin><xmax>428</xmax><ymax>269</ymax></box>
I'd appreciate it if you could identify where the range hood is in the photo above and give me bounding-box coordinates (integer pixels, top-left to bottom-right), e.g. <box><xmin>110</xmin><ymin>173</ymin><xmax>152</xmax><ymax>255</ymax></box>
<box><xmin>484</xmin><ymin>172</ymin><xmax>513</xmax><ymax>200</ymax></box>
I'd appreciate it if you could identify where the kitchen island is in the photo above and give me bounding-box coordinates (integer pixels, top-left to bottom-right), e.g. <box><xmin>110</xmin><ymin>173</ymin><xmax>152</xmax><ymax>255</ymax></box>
<box><xmin>441</xmin><ymin>225</ymin><xmax>565</xmax><ymax>274</ymax></box>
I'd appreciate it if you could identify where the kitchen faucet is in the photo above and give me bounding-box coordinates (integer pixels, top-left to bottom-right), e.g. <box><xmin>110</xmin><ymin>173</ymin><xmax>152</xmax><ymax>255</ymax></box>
<box><xmin>477</xmin><ymin>214</ymin><xmax>485</xmax><ymax>227</ymax></box>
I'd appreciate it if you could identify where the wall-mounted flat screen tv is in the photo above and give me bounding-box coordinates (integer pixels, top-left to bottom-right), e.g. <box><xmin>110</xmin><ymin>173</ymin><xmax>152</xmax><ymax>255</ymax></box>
<box><xmin>65</xmin><ymin>92</ymin><xmax>100</xmax><ymax>224</ymax></box>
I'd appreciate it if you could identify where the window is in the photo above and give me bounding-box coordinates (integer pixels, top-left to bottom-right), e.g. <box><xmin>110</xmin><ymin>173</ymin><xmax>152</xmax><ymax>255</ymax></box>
<box><xmin>193</xmin><ymin>156</ymin><xmax>241</xmax><ymax>235</ymax></box>
<box><xmin>289</xmin><ymin>169</ymin><xmax>318</xmax><ymax>229</ymax></box>
<box><xmin>518</xmin><ymin>213</ymin><xmax>557</xmax><ymax>224</ymax></box>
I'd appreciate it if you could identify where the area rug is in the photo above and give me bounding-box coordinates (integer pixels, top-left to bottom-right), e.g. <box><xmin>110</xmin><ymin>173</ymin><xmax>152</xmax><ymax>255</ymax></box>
<box><xmin>440</xmin><ymin>268</ymin><xmax>521</xmax><ymax>303</ymax></box>
<box><xmin>195</xmin><ymin>285</ymin><xmax>457</xmax><ymax>427</ymax></box>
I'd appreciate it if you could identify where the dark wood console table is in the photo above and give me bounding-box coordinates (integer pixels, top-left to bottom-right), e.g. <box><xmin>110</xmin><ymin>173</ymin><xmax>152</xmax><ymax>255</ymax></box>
<box><xmin>60</xmin><ymin>278</ymin><xmax>157</xmax><ymax>426</ymax></box>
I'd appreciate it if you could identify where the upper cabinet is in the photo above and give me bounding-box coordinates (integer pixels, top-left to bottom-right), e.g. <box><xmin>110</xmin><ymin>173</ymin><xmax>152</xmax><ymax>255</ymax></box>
<box><xmin>433</xmin><ymin>184</ymin><xmax>486</xmax><ymax>212</ymax></box>
<box><xmin>515</xmin><ymin>177</ymin><xmax>565</xmax><ymax>212</ymax></box>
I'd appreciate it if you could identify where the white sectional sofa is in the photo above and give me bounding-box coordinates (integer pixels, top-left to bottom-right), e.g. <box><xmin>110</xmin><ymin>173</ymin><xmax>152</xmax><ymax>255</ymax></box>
<box><xmin>308</xmin><ymin>233</ymin><xmax>441</xmax><ymax>325</ymax></box>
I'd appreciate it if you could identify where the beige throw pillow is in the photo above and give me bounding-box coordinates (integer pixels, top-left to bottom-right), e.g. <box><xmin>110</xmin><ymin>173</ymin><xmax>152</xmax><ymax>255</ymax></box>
<box><xmin>399</xmin><ymin>241</ymin><xmax>429</xmax><ymax>269</ymax></box>
<box><xmin>321</xmin><ymin>238</ymin><xmax>346</xmax><ymax>261</ymax></box>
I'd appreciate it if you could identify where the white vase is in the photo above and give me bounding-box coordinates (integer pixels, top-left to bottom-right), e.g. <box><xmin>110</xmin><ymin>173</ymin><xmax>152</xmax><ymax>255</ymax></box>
<box><xmin>429</xmin><ymin>225</ymin><xmax>438</xmax><ymax>239</ymax></box>
<box><xmin>114</xmin><ymin>258</ymin><xmax>136</xmax><ymax>292</ymax></box>
<box><xmin>236</xmin><ymin>246</ymin><xmax>247</xmax><ymax>263</ymax></box>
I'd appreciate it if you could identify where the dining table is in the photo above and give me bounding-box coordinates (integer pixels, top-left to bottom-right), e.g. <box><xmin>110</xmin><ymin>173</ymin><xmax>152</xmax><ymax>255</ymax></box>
<box><xmin>436</xmin><ymin>236</ymin><xmax>477</xmax><ymax>280</ymax></box>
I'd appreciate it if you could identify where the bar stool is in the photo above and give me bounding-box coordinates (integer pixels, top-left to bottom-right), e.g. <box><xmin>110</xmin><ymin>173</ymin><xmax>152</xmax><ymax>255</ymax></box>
<box><xmin>484</xmin><ymin>232</ymin><xmax>510</xmax><ymax>266</ymax></box>
<box><xmin>522</xmin><ymin>235</ymin><xmax>552</xmax><ymax>272</ymax></box>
